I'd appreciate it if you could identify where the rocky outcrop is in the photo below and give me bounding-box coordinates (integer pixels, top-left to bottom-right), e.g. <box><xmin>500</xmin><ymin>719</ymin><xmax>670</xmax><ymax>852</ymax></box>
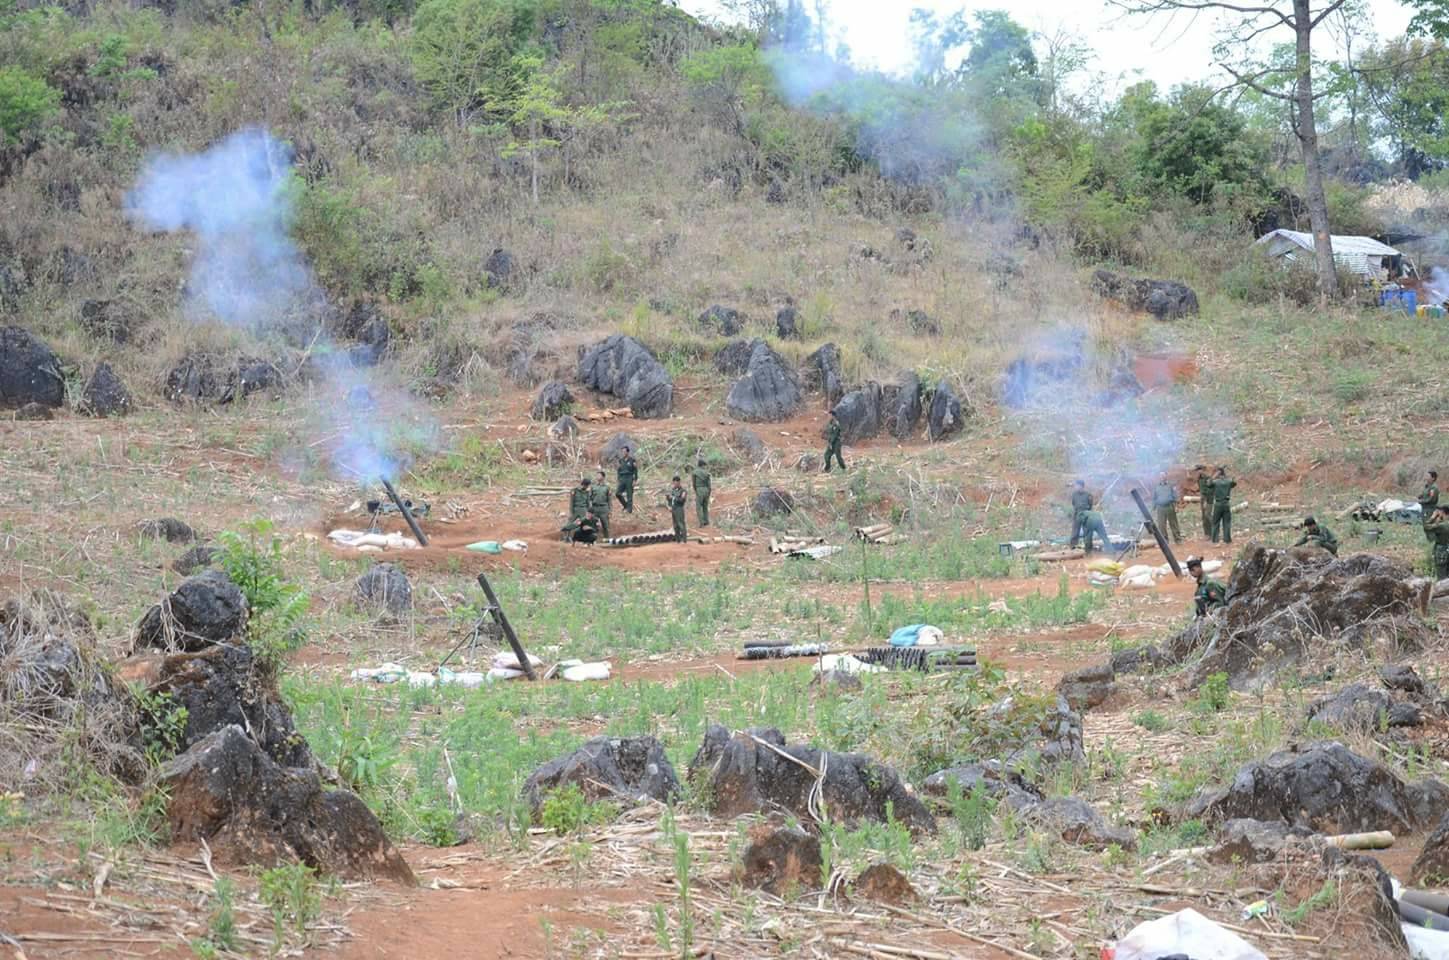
<box><xmin>1024</xmin><ymin>796</ymin><xmax>1136</xmax><ymax>850</ymax></box>
<box><xmin>802</xmin><ymin>343</ymin><xmax>844</xmax><ymax>406</ymax></box>
<box><xmin>1164</xmin><ymin>547</ymin><xmax>1435</xmax><ymax>688</ymax></box>
<box><xmin>1091</xmin><ymin>269</ymin><xmax>1199</xmax><ymax>320</ymax></box>
<box><xmin>753</xmin><ymin>488</ymin><xmax>795</xmax><ymax>517</ymax></box>
<box><xmin>165</xmin><ymin>353</ymin><xmax>283</xmax><ymax>405</ymax></box>
<box><xmin>599</xmin><ymin>432</ymin><xmax>639</xmax><ymax>466</ymax></box>
<box><xmin>831</xmin><ymin>382</ymin><xmax>882</xmax><ymax>442</ymax></box>
<box><xmin>1056</xmin><ymin>662</ymin><xmax>1117</xmax><ymax>712</ymax></box>
<box><xmin>1413</xmin><ymin>810</ymin><xmax>1449</xmax><ymax>884</ymax></box>
<box><xmin>688</xmin><ymin>725</ymin><xmax>936</xmax><ymax>835</ymax></box>
<box><xmin>729</xmin><ymin>428</ymin><xmax>768</xmax><ymax>465</ymax></box>
<box><xmin>80</xmin><ymin>362</ymin><xmax>132</xmax><ymax>417</ymax></box>
<box><xmin>927</xmin><ymin>381</ymin><xmax>965</xmax><ymax>442</ymax></box>
<box><xmin>712</xmin><ymin>340</ymin><xmax>754</xmax><ymax>376</ymax></box>
<box><xmin>134</xmin><ymin>570</ymin><xmax>249</xmax><ymax>653</ymax></box>
<box><xmin>160</xmin><ymin>725</ymin><xmax>415</xmax><ymax>884</ymax></box>
<box><xmin>355</xmin><ymin>563</ymin><xmax>412</xmax><ymax>615</ymax></box>
<box><xmin>521</xmin><ymin>736</ymin><xmax>681</xmax><ymax>815</ymax></box>
<box><xmin>921</xmin><ymin>762</ymin><xmax>1042</xmax><ymax>811</ymax></box>
<box><xmin>530</xmin><ymin>380</ymin><xmax>573</xmax><ymax>421</ymax></box>
<box><xmin>1185</xmin><ymin>741</ymin><xmax>1449</xmax><ymax>834</ymax></box>
<box><xmin>578</xmin><ymin>335</ymin><xmax>673</xmax><ymax>419</ymax></box>
<box><xmin>886</xmin><ymin>371</ymin><xmax>922</xmax><ymax>439</ymax></box>
<box><xmin>138</xmin><ymin>518</ymin><xmax>198</xmax><ymax>543</ymax></box>
<box><xmin>0</xmin><ymin>325</ymin><xmax>63</xmax><ymax>409</ymax></box>
<box><xmin>775</xmin><ymin>305</ymin><xmax>799</xmax><ymax>339</ymax></box>
<box><xmin>697</xmin><ymin>304</ymin><xmax>742</xmax><ymax>337</ymax></box>
<box><xmin>738</xmin><ymin>824</ymin><xmax>821</xmax><ymax>895</ymax></box>
<box><xmin>726</xmin><ymin>340</ymin><xmax>803</xmax><ymax>423</ymax></box>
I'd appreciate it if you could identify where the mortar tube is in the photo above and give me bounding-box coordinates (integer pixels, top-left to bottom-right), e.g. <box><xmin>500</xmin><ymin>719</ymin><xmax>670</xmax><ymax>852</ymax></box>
<box><xmin>1402</xmin><ymin>890</ymin><xmax>1449</xmax><ymax>916</ymax></box>
<box><xmin>1399</xmin><ymin>899</ymin><xmax>1449</xmax><ymax>929</ymax></box>
<box><xmin>380</xmin><ymin>476</ymin><xmax>428</xmax><ymax>546</ymax></box>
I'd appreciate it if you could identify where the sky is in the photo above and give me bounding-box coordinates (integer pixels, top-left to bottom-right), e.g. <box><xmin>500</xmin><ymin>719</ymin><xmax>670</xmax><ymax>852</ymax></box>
<box><xmin>676</xmin><ymin>0</ymin><xmax>1416</xmax><ymax>94</ymax></box>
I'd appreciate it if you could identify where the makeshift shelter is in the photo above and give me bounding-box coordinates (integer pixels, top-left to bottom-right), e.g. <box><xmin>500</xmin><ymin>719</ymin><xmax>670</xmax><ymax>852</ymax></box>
<box><xmin>1255</xmin><ymin>230</ymin><xmax>1403</xmax><ymax>281</ymax></box>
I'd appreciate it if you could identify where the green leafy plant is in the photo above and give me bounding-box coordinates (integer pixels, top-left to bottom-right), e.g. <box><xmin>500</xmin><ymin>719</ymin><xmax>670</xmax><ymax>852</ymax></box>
<box><xmin>215</xmin><ymin>520</ymin><xmax>309</xmax><ymax>672</ymax></box>
<box><xmin>1132</xmin><ymin>710</ymin><xmax>1170</xmax><ymax>733</ymax></box>
<box><xmin>0</xmin><ymin>66</ymin><xmax>60</xmax><ymax>145</ymax></box>
<box><xmin>538</xmin><ymin>783</ymin><xmax>618</xmax><ymax>836</ymax></box>
<box><xmin>258</xmin><ymin>863</ymin><xmax>322</xmax><ymax>949</ymax></box>
<box><xmin>135</xmin><ymin>689</ymin><xmax>189</xmax><ymax>765</ymax></box>
<box><xmin>947</xmin><ymin>778</ymin><xmax>996</xmax><ymax>851</ymax></box>
<box><xmin>1196</xmin><ymin>672</ymin><xmax>1231</xmax><ymax>713</ymax></box>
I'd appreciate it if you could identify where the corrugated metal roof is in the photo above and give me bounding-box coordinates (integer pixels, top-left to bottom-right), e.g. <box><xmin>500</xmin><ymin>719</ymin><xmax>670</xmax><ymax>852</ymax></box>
<box><xmin>1255</xmin><ymin>229</ymin><xmax>1400</xmax><ymax>257</ymax></box>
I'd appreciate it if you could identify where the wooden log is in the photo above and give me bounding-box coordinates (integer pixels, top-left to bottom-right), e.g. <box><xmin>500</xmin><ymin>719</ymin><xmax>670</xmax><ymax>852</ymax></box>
<box><xmin>1323</xmin><ymin>830</ymin><xmax>1394</xmax><ymax>850</ymax></box>
<box><xmin>1033</xmin><ymin>549</ymin><xmax>1084</xmax><ymax>561</ymax></box>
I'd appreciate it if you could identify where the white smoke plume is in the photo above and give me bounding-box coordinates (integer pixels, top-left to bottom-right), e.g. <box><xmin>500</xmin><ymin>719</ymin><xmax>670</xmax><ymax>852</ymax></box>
<box><xmin>127</xmin><ymin>128</ymin><xmax>434</xmax><ymax>485</ymax></box>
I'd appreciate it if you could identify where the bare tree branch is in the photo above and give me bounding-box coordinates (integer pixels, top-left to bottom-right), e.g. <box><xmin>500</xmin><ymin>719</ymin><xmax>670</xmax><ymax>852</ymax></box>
<box><xmin>1309</xmin><ymin>0</ymin><xmax>1350</xmax><ymax>29</ymax></box>
<box><xmin>1107</xmin><ymin>0</ymin><xmax>1294</xmax><ymax>28</ymax></box>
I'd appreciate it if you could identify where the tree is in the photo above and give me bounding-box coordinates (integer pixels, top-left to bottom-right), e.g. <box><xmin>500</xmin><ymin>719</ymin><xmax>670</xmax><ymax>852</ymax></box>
<box><xmin>1407</xmin><ymin>0</ymin><xmax>1449</xmax><ymax>40</ymax></box>
<box><xmin>1127</xmin><ymin>83</ymin><xmax>1269</xmax><ymax>204</ymax></box>
<box><xmin>1110</xmin><ymin>0</ymin><xmax>1348</xmax><ymax>297</ymax></box>
<box><xmin>1359</xmin><ymin>37</ymin><xmax>1449</xmax><ymax>176</ymax></box>
<box><xmin>410</xmin><ymin>0</ymin><xmax>540</xmax><ymax>126</ymax></box>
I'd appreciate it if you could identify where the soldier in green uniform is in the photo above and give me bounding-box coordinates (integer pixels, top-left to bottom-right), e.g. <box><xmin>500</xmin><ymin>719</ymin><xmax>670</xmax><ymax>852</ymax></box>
<box><xmin>1426</xmin><ymin>507</ymin><xmax>1449</xmax><ymax>579</ymax></box>
<box><xmin>823</xmin><ymin>411</ymin><xmax>846</xmax><ymax>473</ymax></box>
<box><xmin>690</xmin><ymin>457</ymin><xmax>711</xmax><ymax>526</ymax></box>
<box><xmin>563</xmin><ymin>477</ymin><xmax>598</xmax><ymax>543</ymax></box>
<box><xmin>1419</xmin><ymin>470</ymin><xmax>1439</xmax><ymax>541</ymax></box>
<box><xmin>1210</xmin><ymin>466</ymin><xmax>1236</xmax><ymax>544</ymax></box>
<box><xmin>1295</xmin><ymin>516</ymin><xmax>1338</xmax><ymax>555</ymax></box>
<box><xmin>591</xmin><ymin>469</ymin><xmax>612</xmax><ymax>539</ymax></box>
<box><xmin>1186</xmin><ymin>556</ymin><xmax>1227</xmax><ymax>617</ymax></box>
<box><xmin>1080</xmin><ymin>508</ymin><xmax>1110</xmax><ymax>554</ymax></box>
<box><xmin>1068</xmin><ymin>480</ymin><xmax>1093</xmax><ymax>549</ymax></box>
<box><xmin>666</xmin><ymin>475</ymin><xmax>688</xmax><ymax>543</ymax></box>
<box><xmin>615</xmin><ymin>446</ymin><xmax>638</xmax><ymax>514</ymax></box>
<box><xmin>1153</xmin><ymin>473</ymin><xmax>1183</xmax><ymax>544</ymax></box>
<box><xmin>1195</xmin><ymin>466</ymin><xmax>1213</xmax><ymax>537</ymax></box>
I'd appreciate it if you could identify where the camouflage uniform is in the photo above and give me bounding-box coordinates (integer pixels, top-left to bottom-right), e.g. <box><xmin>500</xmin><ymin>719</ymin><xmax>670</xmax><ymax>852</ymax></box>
<box><xmin>1196</xmin><ymin>472</ymin><xmax>1213</xmax><ymax>537</ymax></box>
<box><xmin>1419</xmin><ymin>482</ymin><xmax>1439</xmax><ymax>541</ymax></box>
<box><xmin>1069</xmin><ymin>489</ymin><xmax>1094</xmax><ymax>549</ymax></box>
<box><xmin>692</xmin><ymin>466</ymin><xmax>712</xmax><ymax>526</ymax></box>
<box><xmin>591</xmin><ymin>480</ymin><xmax>612</xmax><ymax>539</ymax></box>
<box><xmin>1080</xmin><ymin>509</ymin><xmax>1110</xmax><ymax>554</ymax></box>
<box><xmin>667</xmin><ymin>484</ymin><xmax>688</xmax><ymax>543</ymax></box>
<box><xmin>1210</xmin><ymin>475</ymin><xmax>1236</xmax><ymax>544</ymax></box>
<box><xmin>1426</xmin><ymin>517</ymin><xmax>1449</xmax><ymax>579</ymax></box>
<box><xmin>1295</xmin><ymin>524</ymin><xmax>1338</xmax><ymax>556</ymax></box>
<box><xmin>823</xmin><ymin>418</ymin><xmax>845</xmax><ymax>472</ymax></box>
<box><xmin>616</xmin><ymin>453</ymin><xmax>638</xmax><ymax>513</ymax></box>
<box><xmin>1153</xmin><ymin>481</ymin><xmax>1183</xmax><ymax>543</ymax></box>
<box><xmin>1193</xmin><ymin>575</ymin><xmax>1228</xmax><ymax>617</ymax></box>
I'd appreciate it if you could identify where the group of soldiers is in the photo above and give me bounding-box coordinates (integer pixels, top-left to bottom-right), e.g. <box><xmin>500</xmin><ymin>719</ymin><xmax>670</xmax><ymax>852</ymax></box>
<box><xmin>1067</xmin><ymin>465</ymin><xmax>1241</xmax><ymax>555</ymax></box>
<box><xmin>562</xmin><ymin>445</ymin><xmax>713</xmax><ymax>545</ymax></box>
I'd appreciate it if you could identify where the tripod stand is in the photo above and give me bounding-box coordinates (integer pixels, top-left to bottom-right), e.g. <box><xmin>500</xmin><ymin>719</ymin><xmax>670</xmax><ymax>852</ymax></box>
<box><xmin>437</xmin><ymin>573</ymin><xmax>537</xmax><ymax>679</ymax></box>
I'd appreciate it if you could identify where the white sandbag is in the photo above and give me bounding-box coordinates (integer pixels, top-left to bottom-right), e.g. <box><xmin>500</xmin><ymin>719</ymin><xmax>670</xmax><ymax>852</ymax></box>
<box><xmin>327</xmin><ymin>528</ymin><xmax>420</xmax><ymax>551</ymax></box>
<box><xmin>1119</xmin><ymin>573</ymin><xmax>1155</xmax><ymax>589</ymax></box>
<box><xmin>916</xmin><ymin>625</ymin><xmax>943</xmax><ymax>646</ymax></box>
<box><xmin>487</xmin><ymin>667</ymin><xmax>525</xmax><ymax>681</ymax></box>
<box><xmin>1106</xmin><ymin>908</ymin><xmax>1266</xmax><ymax>960</ymax></box>
<box><xmin>813</xmin><ymin>654</ymin><xmax>886</xmax><ymax>675</ymax></box>
<box><xmin>436</xmin><ymin>667</ymin><xmax>486</xmax><ymax>688</ymax></box>
<box><xmin>492</xmin><ymin>651</ymin><xmax>544</xmax><ymax>670</ymax></box>
<box><xmin>502</xmin><ymin>540</ymin><xmax>528</xmax><ymax>552</ymax></box>
<box><xmin>1201</xmin><ymin>559</ymin><xmax>1224</xmax><ymax>573</ymax></box>
<box><xmin>560</xmin><ymin>661</ymin><xmax>612</xmax><ymax>682</ymax></box>
<box><xmin>1154</xmin><ymin>564</ymin><xmax>1173</xmax><ymax>577</ymax></box>
<box><xmin>1121</xmin><ymin>564</ymin><xmax>1155</xmax><ymax>580</ymax></box>
<box><xmin>1088</xmin><ymin>571</ymin><xmax>1118</xmax><ymax>586</ymax></box>
<box><xmin>406</xmin><ymin>671</ymin><xmax>436</xmax><ymax>688</ymax></box>
<box><xmin>1405</xmin><ymin>924</ymin><xmax>1449</xmax><ymax>960</ymax></box>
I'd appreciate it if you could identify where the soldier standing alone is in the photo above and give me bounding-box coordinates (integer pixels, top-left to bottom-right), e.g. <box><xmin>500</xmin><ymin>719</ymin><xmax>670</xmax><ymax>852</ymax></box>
<box><xmin>691</xmin><ymin>457</ymin><xmax>711</xmax><ymax>527</ymax></box>
<box><xmin>1068</xmin><ymin>480</ymin><xmax>1093</xmax><ymax>549</ymax></box>
<box><xmin>1153</xmin><ymin>473</ymin><xmax>1183</xmax><ymax>544</ymax></box>
<box><xmin>615</xmin><ymin>446</ymin><xmax>638</xmax><ymax>514</ymax></box>
<box><xmin>1196</xmin><ymin>466</ymin><xmax>1213</xmax><ymax>538</ymax></box>
<box><xmin>591</xmin><ymin>469</ymin><xmax>612</xmax><ymax>539</ymax></box>
<box><xmin>822</xmin><ymin>411</ymin><xmax>846</xmax><ymax>473</ymax></box>
<box><xmin>1210</xmin><ymin>467</ymin><xmax>1236</xmax><ymax>544</ymax></box>
<box><xmin>666</xmin><ymin>475</ymin><xmax>688</xmax><ymax>543</ymax></box>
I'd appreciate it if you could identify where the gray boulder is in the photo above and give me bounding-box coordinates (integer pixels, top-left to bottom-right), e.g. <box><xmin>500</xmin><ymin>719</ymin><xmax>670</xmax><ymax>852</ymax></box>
<box><xmin>927</xmin><ymin>382</ymin><xmax>965</xmax><ymax>442</ymax></box>
<box><xmin>697</xmin><ymin>305</ymin><xmax>742</xmax><ymax>337</ymax></box>
<box><xmin>729</xmin><ymin>427</ymin><xmax>768</xmax><ymax>465</ymax></box>
<box><xmin>831</xmin><ymin>382</ymin><xmax>883</xmax><ymax>442</ymax></box>
<box><xmin>0</xmin><ymin>325</ymin><xmax>63</xmax><ymax>409</ymax></box>
<box><xmin>739</xmin><ymin>824</ymin><xmax>821</xmax><ymax>895</ymax></box>
<box><xmin>1056</xmin><ymin>662</ymin><xmax>1117</xmax><ymax>712</ymax></box>
<box><xmin>14</xmin><ymin>401</ymin><xmax>51</xmax><ymax>421</ymax></box>
<box><xmin>921</xmin><ymin>761</ymin><xmax>1042</xmax><ymax>811</ymax></box>
<box><xmin>138</xmin><ymin>518</ymin><xmax>197</xmax><ymax>543</ymax></box>
<box><xmin>173</xmin><ymin>545</ymin><xmax>217</xmax><ymax>576</ymax></box>
<box><xmin>689</xmin><ymin>725</ymin><xmax>935</xmax><ymax>835</ymax></box>
<box><xmin>1024</xmin><ymin>797</ymin><xmax>1137</xmax><ymax>850</ymax></box>
<box><xmin>577</xmin><ymin>335</ymin><xmax>673</xmax><ymax>419</ymax></box>
<box><xmin>522</xmin><ymin>736</ymin><xmax>681</xmax><ymax>815</ymax></box>
<box><xmin>160</xmin><ymin>725</ymin><xmax>415</xmax><ymax>884</ymax></box>
<box><xmin>549</xmin><ymin>414</ymin><xmax>579</xmax><ymax>440</ymax></box>
<box><xmin>484</xmin><ymin>248</ymin><xmax>515</xmax><ymax>289</ymax></box>
<box><xmin>1209</xmin><ymin>818</ymin><xmax>1316</xmax><ymax>864</ymax></box>
<box><xmin>600</xmin><ymin>432</ymin><xmax>640</xmax><ymax>467</ymax></box>
<box><xmin>1185</xmin><ymin>741</ymin><xmax>1449</xmax><ymax>834</ymax></box>
<box><xmin>802</xmin><ymin>343</ymin><xmax>844</xmax><ymax>406</ymax></box>
<box><xmin>1091</xmin><ymin>269</ymin><xmax>1199</xmax><ymax>321</ymax></box>
<box><xmin>134</xmin><ymin>570</ymin><xmax>249</xmax><ymax>653</ymax></box>
<box><xmin>1381</xmin><ymin>663</ymin><xmax>1430</xmax><ymax>698</ymax></box>
<box><xmin>726</xmin><ymin>340</ymin><xmax>803</xmax><ymax>422</ymax></box>
<box><xmin>1307</xmin><ymin>683</ymin><xmax>1418</xmax><ymax>732</ymax></box>
<box><xmin>1413</xmin><ymin>810</ymin><xmax>1449</xmax><ymax>884</ymax></box>
<box><xmin>775</xmin><ymin>306</ymin><xmax>799</xmax><ymax>339</ymax></box>
<box><xmin>887</xmin><ymin>371</ymin><xmax>922</xmax><ymax>440</ymax></box>
<box><xmin>530</xmin><ymin>380</ymin><xmax>573</xmax><ymax>421</ymax></box>
<box><xmin>80</xmin><ymin>362</ymin><xmax>132</xmax><ymax>417</ymax></box>
<box><xmin>339</xmin><ymin>300</ymin><xmax>389</xmax><ymax>367</ymax></box>
<box><xmin>355</xmin><ymin>563</ymin><xmax>412</xmax><ymax>615</ymax></box>
<box><xmin>165</xmin><ymin>353</ymin><xmax>283</xmax><ymax>405</ymax></box>
<box><xmin>753</xmin><ymin>488</ymin><xmax>795</xmax><ymax>517</ymax></box>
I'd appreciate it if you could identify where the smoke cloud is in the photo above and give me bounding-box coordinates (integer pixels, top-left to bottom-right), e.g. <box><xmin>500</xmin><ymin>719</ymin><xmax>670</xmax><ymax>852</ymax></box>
<box><xmin>128</xmin><ymin>128</ymin><xmax>433</xmax><ymax>486</ymax></box>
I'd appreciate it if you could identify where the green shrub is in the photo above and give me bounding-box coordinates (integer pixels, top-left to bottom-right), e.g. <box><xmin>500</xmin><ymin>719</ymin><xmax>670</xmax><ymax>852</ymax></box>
<box><xmin>215</xmin><ymin>520</ymin><xmax>309</xmax><ymax>672</ymax></box>
<box><xmin>0</xmin><ymin>66</ymin><xmax>60</xmax><ymax>145</ymax></box>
